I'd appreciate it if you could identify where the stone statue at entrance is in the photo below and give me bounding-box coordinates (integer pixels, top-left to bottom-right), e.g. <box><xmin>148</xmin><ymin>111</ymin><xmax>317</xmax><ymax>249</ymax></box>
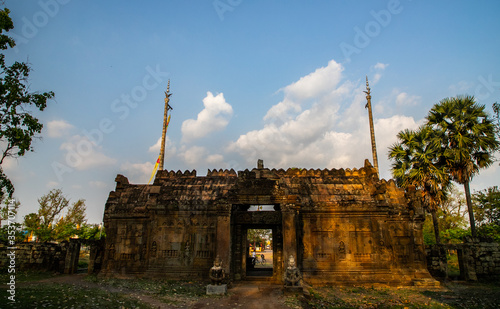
<box><xmin>209</xmin><ymin>256</ymin><xmax>225</xmax><ymax>285</ymax></box>
<box><xmin>207</xmin><ymin>256</ymin><xmax>227</xmax><ymax>295</ymax></box>
<box><xmin>283</xmin><ymin>255</ymin><xmax>302</xmax><ymax>286</ymax></box>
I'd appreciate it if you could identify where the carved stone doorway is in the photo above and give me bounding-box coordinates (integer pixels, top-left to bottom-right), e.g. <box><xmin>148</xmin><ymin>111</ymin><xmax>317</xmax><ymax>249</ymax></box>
<box><xmin>230</xmin><ymin>205</ymin><xmax>283</xmax><ymax>283</ymax></box>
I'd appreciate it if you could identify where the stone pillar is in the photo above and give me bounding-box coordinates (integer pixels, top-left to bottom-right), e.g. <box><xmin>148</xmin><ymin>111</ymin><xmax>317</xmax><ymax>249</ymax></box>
<box><xmin>88</xmin><ymin>239</ymin><xmax>105</xmax><ymax>274</ymax></box>
<box><xmin>64</xmin><ymin>239</ymin><xmax>81</xmax><ymax>274</ymax></box>
<box><xmin>282</xmin><ymin>203</ymin><xmax>298</xmax><ymax>275</ymax></box>
<box><xmin>216</xmin><ymin>203</ymin><xmax>231</xmax><ymax>276</ymax></box>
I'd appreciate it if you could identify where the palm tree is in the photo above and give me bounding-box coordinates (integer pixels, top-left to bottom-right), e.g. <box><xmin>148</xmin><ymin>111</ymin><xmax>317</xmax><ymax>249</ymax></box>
<box><xmin>426</xmin><ymin>95</ymin><xmax>499</xmax><ymax>237</ymax></box>
<box><xmin>388</xmin><ymin>126</ymin><xmax>451</xmax><ymax>244</ymax></box>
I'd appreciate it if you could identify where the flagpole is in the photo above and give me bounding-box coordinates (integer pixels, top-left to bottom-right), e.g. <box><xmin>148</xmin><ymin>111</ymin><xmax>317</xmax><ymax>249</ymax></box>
<box><xmin>159</xmin><ymin>80</ymin><xmax>173</xmax><ymax>171</ymax></box>
<box><xmin>364</xmin><ymin>76</ymin><xmax>379</xmax><ymax>178</ymax></box>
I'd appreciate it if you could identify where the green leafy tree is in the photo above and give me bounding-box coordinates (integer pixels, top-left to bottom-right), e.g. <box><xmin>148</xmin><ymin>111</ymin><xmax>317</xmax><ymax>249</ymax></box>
<box><xmin>473</xmin><ymin>186</ymin><xmax>500</xmax><ymax>225</ymax></box>
<box><xmin>473</xmin><ymin>186</ymin><xmax>500</xmax><ymax>242</ymax></box>
<box><xmin>53</xmin><ymin>199</ymin><xmax>87</xmax><ymax>241</ymax></box>
<box><xmin>426</xmin><ymin>95</ymin><xmax>500</xmax><ymax>237</ymax></box>
<box><xmin>423</xmin><ymin>186</ymin><xmax>469</xmax><ymax>244</ymax></box>
<box><xmin>493</xmin><ymin>102</ymin><xmax>500</xmax><ymax>163</ymax></box>
<box><xmin>247</xmin><ymin>229</ymin><xmax>271</xmax><ymax>251</ymax></box>
<box><xmin>388</xmin><ymin>126</ymin><xmax>451</xmax><ymax>244</ymax></box>
<box><xmin>0</xmin><ymin>197</ymin><xmax>25</xmax><ymax>244</ymax></box>
<box><xmin>0</xmin><ymin>8</ymin><xmax>54</xmax><ymax>199</ymax></box>
<box><xmin>24</xmin><ymin>189</ymin><xmax>86</xmax><ymax>242</ymax></box>
<box><xmin>78</xmin><ymin>223</ymin><xmax>105</xmax><ymax>240</ymax></box>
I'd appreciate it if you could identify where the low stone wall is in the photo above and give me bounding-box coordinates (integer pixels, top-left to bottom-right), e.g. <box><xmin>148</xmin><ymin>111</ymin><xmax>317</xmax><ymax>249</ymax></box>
<box><xmin>425</xmin><ymin>244</ymin><xmax>448</xmax><ymax>278</ymax></box>
<box><xmin>0</xmin><ymin>240</ymin><xmax>80</xmax><ymax>274</ymax></box>
<box><xmin>426</xmin><ymin>237</ymin><xmax>500</xmax><ymax>280</ymax></box>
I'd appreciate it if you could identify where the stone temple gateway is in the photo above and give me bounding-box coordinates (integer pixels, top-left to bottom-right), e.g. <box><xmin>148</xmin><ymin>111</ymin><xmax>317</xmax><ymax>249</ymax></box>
<box><xmin>101</xmin><ymin>159</ymin><xmax>435</xmax><ymax>286</ymax></box>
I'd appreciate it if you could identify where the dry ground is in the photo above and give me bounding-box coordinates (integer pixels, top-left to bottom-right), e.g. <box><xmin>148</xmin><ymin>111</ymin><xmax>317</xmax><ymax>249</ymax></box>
<box><xmin>2</xmin><ymin>272</ymin><xmax>500</xmax><ymax>308</ymax></box>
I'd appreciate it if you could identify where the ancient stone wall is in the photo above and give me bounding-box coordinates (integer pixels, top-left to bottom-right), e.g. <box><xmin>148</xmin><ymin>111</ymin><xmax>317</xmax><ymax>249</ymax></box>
<box><xmin>425</xmin><ymin>238</ymin><xmax>500</xmax><ymax>281</ymax></box>
<box><xmin>0</xmin><ymin>240</ymin><xmax>78</xmax><ymax>274</ymax></box>
<box><xmin>100</xmin><ymin>160</ymin><xmax>436</xmax><ymax>285</ymax></box>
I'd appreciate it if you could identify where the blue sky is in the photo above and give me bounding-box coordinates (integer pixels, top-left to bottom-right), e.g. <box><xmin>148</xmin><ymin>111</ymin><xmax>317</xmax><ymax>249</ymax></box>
<box><xmin>3</xmin><ymin>0</ymin><xmax>500</xmax><ymax>224</ymax></box>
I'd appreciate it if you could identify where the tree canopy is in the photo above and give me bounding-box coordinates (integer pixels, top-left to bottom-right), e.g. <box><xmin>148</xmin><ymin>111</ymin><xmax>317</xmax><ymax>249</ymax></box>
<box><xmin>472</xmin><ymin>186</ymin><xmax>500</xmax><ymax>242</ymax></box>
<box><xmin>389</xmin><ymin>95</ymin><xmax>499</xmax><ymax>241</ymax></box>
<box><xmin>388</xmin><ymin>125</ymin><xmax>451</xmax><ymax>244</ymax></box>
<box><xmin>0</xmin><ymin>8</ymin><xmax>54</xmax><ymax>199</ymax></box>
<box><xmin>426</xmin><ymin>95</ymin><xmax>499</xmax><ymax>236</ymax></box>
<box><xmin>24</xmin><ymin>189</ymin><xmax>87</xmax><ymax>242</ymax></box>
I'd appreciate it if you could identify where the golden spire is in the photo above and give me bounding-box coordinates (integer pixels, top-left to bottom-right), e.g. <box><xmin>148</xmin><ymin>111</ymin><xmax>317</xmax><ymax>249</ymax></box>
<box><xmin>364</xmin><ymin>76</ymin><xmax>379</xmax><ymax>178</ymax></box>
<box><xmin>159</xmin><ymin>80</ymin><xmax>173</xmax><ymax>171</ymax></box>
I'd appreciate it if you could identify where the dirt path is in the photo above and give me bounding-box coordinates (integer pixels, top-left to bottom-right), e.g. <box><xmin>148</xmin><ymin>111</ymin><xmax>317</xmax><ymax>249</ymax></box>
<box><xmin>191</xmin><ymin>283</ymin><xmax>293</xmax><ymax>309</ymax></box>
<box><xmin>19</xmin><ymin>274</ymin><xmax>295</xmax><ymax>309</ymax></box>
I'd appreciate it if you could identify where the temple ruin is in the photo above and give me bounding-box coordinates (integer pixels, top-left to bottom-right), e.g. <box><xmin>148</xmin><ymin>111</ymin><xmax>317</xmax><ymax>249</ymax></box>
<box><xmin>101</xmin><ymin>159</ymin><xmax>435</xmax><ymax>286</ymax></box>
<box><xmin>100</xmin><ymin>81</ymin><xmax>436</xmax><ymax>286</ymax></box>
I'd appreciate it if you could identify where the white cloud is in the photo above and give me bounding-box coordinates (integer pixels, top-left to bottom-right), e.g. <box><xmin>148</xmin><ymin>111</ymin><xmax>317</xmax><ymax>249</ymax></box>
<box><xmin>395</xmin><ymin>91</ymin><xmax>421</xmax><ymax>106</ymax></box>
<box><xmin>206</xmin><ymin>154</ymin><xmax>225</xmax><ymax>166</ymax></box>
<box><xmin>120</xmin><ymin>161</ymin><xmax>155</xmax><ymax>184</ymax></box>
<box><xmin>47</xmin><ymin>120</ymin><xmax>74</xmax><ymax>138</ymax></box>
<box><xmin>374</xmin><ymin>63</ymin><xmax>388</xmax><ymax>70</ymax></box>
<box><xmin>148</xmin><ymin>136</ymin><xmax>174</xmax><ymax>154</ymax></box>
<box><xmin>265</xmin><ymin>60</ymin><xmax>343</xmax><ymax>121</ymax></box>
<box><xmin>181</xmin><ymin>92</ymin><xmax>233</xmax><ymax>142</ymax></box>
<box><xmin>227</xmin><ymin>59</ymin><xmax>421</xmax><ymax>178</ymax></box>
<box><xmin>60</xmin><ymin>135</ymin><xmax>116</xmax><ymax>170</ymax></box>
<box><xmin>283</xmin><ymin>60</ymin><xmax>343</xmax><ymax>100</ymax></box>
<box><xmin>179</xmin><ymin>145</ymin><xmax>208</xmax><ymax>167</ymax></box>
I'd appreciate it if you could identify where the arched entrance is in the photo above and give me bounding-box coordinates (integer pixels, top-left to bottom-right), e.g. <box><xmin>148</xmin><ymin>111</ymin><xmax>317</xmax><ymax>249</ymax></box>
<box><xmin>230</xmin><ymin>204</ymin><xmax>283</xmax><ymax>282</ymax></box>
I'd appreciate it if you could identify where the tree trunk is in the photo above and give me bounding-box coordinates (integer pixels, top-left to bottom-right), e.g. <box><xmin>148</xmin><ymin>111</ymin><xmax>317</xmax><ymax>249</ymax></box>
<box><xmin>431</xmin><ymin>209</ymin><xmax>441</xmax><ymax>244</ymax></box>
<box><xmin>464</xmin><ymin>181</ymin><xmax>477</xmax><ymax>237</ymax></box>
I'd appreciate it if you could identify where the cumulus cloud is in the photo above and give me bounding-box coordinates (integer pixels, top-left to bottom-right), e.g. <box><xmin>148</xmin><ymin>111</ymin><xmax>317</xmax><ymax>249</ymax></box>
<box><xmin>206</xmin><ymin>154</ymin><xmax>225</xmax><ymax>166</ymax></box>
<box><xmin>374</xmin><ymin>63</ymin><xmax>388</xmax><ymax>70</ymax></box>
<box><xmin>47</xmin><ymin>120</ymin><xmax>74</xmax><ymax>138</ymax></box>
<box><xmin>148</xmin><ymin>136</ymin><xmax>175</xmax><ymax>154</ymax></box>
<box><xmin>227</xmin><ymin>59</ymin><xmax>420</xmax><ymax>177</ymax></box>
<box><xmin>265</xmin><ymin>60</ymin><xmax>343</xmax><ymax>121</ymax></box>
<box><xmin>120</xmin><ymin>161</ymin><xmax>155</xmax><ymax>183</ymax></box>
<box><xmin>395</xmin><ymin>91</ymin><xmax>421</xmax><ymax>106</ymax></box>
<box><xmin>179</xmin><ymin>145</ymin><xmax>208</xmax><ymax>167</ymax></box>
<box><xmin>181</xmin><ymin>92</ymin><xmax>233</xmax><ymax>142</ymax></box>
<box><xmin>60</xmin><ymin>135</ymin><xmax>116</xmax><ymax>170</ymax></box>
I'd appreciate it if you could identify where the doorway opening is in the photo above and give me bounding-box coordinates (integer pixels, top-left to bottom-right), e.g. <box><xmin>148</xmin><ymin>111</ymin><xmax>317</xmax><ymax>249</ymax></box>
<box><xmin>246</xmin><ymin>228</ymin><xmax>273</xmax><ymax>277</ymax></box>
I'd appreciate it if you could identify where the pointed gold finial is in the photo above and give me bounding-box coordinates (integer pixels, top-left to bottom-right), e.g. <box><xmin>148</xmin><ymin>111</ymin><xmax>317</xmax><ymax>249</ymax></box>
<box><xmin>364</xmin><ymin>76</ymin><xmax>371</xmax><ymax>107</ymax></box>
<box><xmin>159</xmin><ymin>80</ymin><xmax>173</xmax><ymax>171</ymax></box>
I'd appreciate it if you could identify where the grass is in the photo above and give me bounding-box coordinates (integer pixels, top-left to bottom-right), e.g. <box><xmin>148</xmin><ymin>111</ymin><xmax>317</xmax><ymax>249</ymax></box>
<box><xmin>297</xmin><ymin>280</ymin><xmax>500</xmax><ymax>309</ymax></box>
<box><xmin>2</xmin><ymin>271</ymin><xmax>500</xmax><ymax>308</ymax></box>
<box><xmin>0</xmin><ymin>270</ymin><xmax>57</xmax><ymax>282</ymax></box>
<box><xmin>0</xmin><ymin>283</ymin><xmax>153</xmax><ymax>309</ymax></box>
<box><xmin>86</xmin><ymin>275</ymin><xmax>208</xmax><ymax>306</ymax></box>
